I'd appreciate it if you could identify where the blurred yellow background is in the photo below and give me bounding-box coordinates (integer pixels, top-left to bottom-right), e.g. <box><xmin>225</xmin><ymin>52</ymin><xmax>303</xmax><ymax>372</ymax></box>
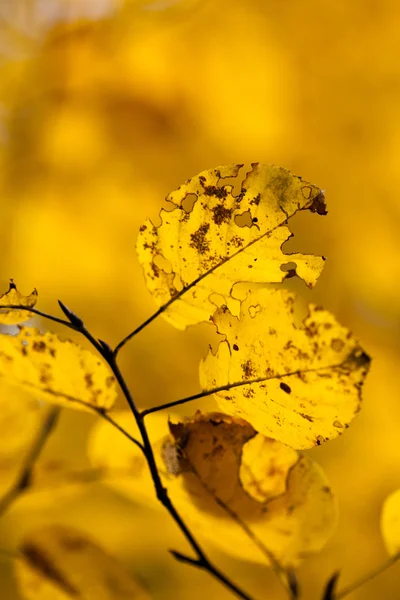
<box><xmin>0</xmin><ymin>0</ymin><xmax>399</xmax><ymax>598</ymax></box>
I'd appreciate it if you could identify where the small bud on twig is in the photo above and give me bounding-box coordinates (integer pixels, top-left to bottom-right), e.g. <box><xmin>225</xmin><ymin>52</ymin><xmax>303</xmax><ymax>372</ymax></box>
<box><xmin>58</xmin><ymin>301</ymin><xmax>84</xmax><ymax>328</ymax></box>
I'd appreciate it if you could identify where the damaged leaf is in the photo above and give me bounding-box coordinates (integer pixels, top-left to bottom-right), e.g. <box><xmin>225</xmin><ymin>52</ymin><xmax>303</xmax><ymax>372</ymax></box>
<box><xmin>0</xmin><ymin>327</ymin><xmax>116</xmax><ymax>411</ymax></box>
<box><xmin>200</xmin><ymin>288</ymin><xmax>371</xmax><ymax>449</ymax></box>
<box><xmin>88</xmin><ymin>410</ymin><xmax>337</xmax><ymax>567</ymax></box>
<box><xmin>164</xmin><ymin>412</ymin><xmax>337</xmax><ymax>567</ymax></box>
<box><xmin>14</xmin><ymin>524</ymin><xmax>150</xmax><ymax>600</ymax></box>
<box><xmin>137</xmin><ymin>163</ymin><xmax>326</xmax><ymax>329</ymax></box>
<box><xmin>0</xmin><ymin>280</ymin><xmax>38</xmax><ymax>325</ymax></box>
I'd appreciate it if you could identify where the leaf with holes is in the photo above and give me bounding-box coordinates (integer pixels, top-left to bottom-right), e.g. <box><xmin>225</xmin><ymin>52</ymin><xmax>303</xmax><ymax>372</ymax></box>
<box><xmin>137</xmin><ymin>163</ymin><xmax>326</xmax><ymax>329</ymax></box>
<box><xmin>0</xmin><ymin>327</ymin><xmax>116</xmax><ymax>411</ymax></box>
<box><xmin>14</xmin><ymin>524</ymin><xmax>150</xmax><ymax>600</ymax></box>
<box><xmin>0</xmin><ymin>280</ymin><xmax>38</xmax><ymax>325</ymax></box>
<box><xmin>200</xmin><ymin>288</ymin><xmax>371</xmax><ymax>449</ymax></box>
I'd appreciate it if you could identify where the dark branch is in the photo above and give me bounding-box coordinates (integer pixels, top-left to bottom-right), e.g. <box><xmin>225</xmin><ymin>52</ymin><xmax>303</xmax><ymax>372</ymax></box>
<box><xmin>67</xmin><ymin>314</ymin><xmax>257</xmax><ymax>600</ymax></box>
<box><xmin>0</xmin><ymin>406</ymin><xmax>61</xmax><ymax>517</ymax></box>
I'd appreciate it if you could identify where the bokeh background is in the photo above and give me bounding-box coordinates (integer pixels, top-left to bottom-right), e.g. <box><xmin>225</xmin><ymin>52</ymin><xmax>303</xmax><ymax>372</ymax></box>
<box><xmin>0</xmin><ymin>0</ymin><xmax>400</xmax><ymax>598</ymax></box>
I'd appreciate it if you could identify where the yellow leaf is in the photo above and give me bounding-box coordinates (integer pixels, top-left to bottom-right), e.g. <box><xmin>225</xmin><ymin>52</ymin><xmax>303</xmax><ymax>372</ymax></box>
<box><xmin>137</xmin><ymin>163</ymin><xmax>326</xmax><ymax>329</ymax></box>
<box><xmin>0</xmin><ymin>280</ymin><xmax>38</xmax><ymax>325</ymax></box>
<box><xmin>14</xmin><ymin>524</ymin><xmax>151</xmax><ymax>600</ymax></box>
<box><xmin>200</xmin><ymin>288</ymin><xmax>371</xmax><ymax>449</ymax></box>
<box><xmin>381</xmin><ymin>489</ymin><xmax>400</xmax><ymax>556</ymax></box>
<box><xmin>164</xmin><ymin>412</ymin><xmax>337</xmax><ymax>567</ymax></box>
<box><xmin>87</xmin><ymin>410</ymin><xmax>168</xmax><ymax>506</ymax></box>
<box><xmin>0</xmin><ymin>327</ymin><xmax>116</xmax><ymax>411</ymax></box>
<box><xmin>0</xmin><ymin>381</ymin><xmax>44</xmax><ymax>457</ymax></box>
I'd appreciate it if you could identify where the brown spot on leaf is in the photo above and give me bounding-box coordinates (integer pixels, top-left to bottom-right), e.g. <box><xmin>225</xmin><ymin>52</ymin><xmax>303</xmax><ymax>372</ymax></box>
<box><xmin>241</xmin><ymin>360</ymin><xmax>256</xmax><ymax>379</ymax></box>
<box><xmin>105</xmin><ymin>376</ymin><xmax>114</xmax><ymax>388</ymax></box>
<box><xmin>233</xmin><ymin>344</ymin><xmax>239</xmax><ymax>351</ymax></box>
<box><xmin>316</xmin><ymin>435</ymin><xmax>325</xmax><ymax>445</ymax></box>
<box><xmin>299</xmin><ymin>413</ymin><xmax>313</xmax><ymax>422</ymax></box>
<box><xmin>280</xmin><ymin>382</ymin><xmax>291</xmax><ymax>394</ymax></box>
<box><xmin>212</xmin><ymin>204</ymin><xmax>232</xmax><ymax>225</ymax></box>
<box><xmin>85</xmin><ymin>373</ymin><xmax>93</xmax><ymax>388</ymax></box>
<box><xmin>203</xmin><ymin>185</ymin><xmax>228</xmax><ymax>198</ymax></box>
<box><xmin>331</xmin><ymin>338</ymin><xmax>345</xmax><ymax>352</ymax></box>
<box><xmin>33</xmin><ymin>341</ymin><xmax>46</xmax><ymax>352</ymax></box>
<box><xmin>230</xmin><ymin>235</ymin><xmax>244</xmax><ymax>248</ymax></box>
<box><xmin>139</xmin><ymin>224</ymin><xmax>147</xmax><ymax>232</ymax></box>
<box><xmin>249</xmin><ymin>193</ymin><xmax>261</xmax><ymax>206</ymax></box>
<box><xmin>190</xmin><ymin>223</ymin><xmax>210</xmax><ymax>254</ymax></box>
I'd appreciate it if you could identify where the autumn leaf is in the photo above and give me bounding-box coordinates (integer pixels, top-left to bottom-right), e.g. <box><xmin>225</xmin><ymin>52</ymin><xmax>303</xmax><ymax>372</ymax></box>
<box><xmin>0</xmin><ymin>327</ymin><xmax>116</xmax><ymax>411</ymax></box>
<box><xmin>14</xmin><ymin>524</ymin><xmax>151</xmax><ymax>600</ymax></box>
<box><xmin>164</xmin><ymin>412</ymin><xmax>337</xmax><ymax>567</ymax></box>
<box><xmin>199</xmin><ymin>288</ymin><xmax>371</xmax><ymax>449</ymax></box>
<box><xmin>137</xmin><ymin>163</ymin><xmax>326</xmax><ymax>329</ymax></box>
<box><xmin>0</xmin><ymin>280</ymin><xmax>38</xmax><ymax>325</ymax></box>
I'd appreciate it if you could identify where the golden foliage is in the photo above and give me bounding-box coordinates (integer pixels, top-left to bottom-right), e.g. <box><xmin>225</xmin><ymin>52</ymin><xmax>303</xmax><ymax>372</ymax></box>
<box><xmin>200</xmin><ymin>288</ymin><xmax>371</xmax><ymax>449</ymax></box>
<box><xmin>0</xmin><ymin>328</ymin><xmax>116</xmax><ymax>411</ymax></box>
<box><xmin>0</xmin><ymin>280</ymin><xmax>37</xmax><ymax>325</ymax></box>
<box><xmin>14</xmin><ymin>524</ymin><xmax>151</xmax><ymax>599</ymax></box>
<box><xmin>137</xmin><ymin>163</ymin><xmax>326</xmax><ymax>329</ymax></box>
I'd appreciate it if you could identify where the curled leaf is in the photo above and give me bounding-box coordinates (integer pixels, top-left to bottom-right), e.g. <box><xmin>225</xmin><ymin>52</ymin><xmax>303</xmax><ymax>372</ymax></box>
<box><xmin>0</xmin><ymin>280</ymin><xmax>38</xmax><ymax>325</ymax></box>
<box><xmin>200</xmin><ymin>288</ymin><xmax>371</xmax><ymax>449</ymax></box>
<box><xmin>0</xmin><ymin>327</ymin><xmax>116</xmax><ymax>411</ymax></box>
<box><xmin>164</xmin><ymin>412</ymin><xmax>337</xmax><ymax>567</ymax></box>
<box><xmin>14</xmin><ymin>524</ymin><xmax>150</xmax><ymax>599</ymax></box>
<box><xmin>137</xmin><ymin>163</ymin><xmax>326</xmax><ymax>329</ymax></box>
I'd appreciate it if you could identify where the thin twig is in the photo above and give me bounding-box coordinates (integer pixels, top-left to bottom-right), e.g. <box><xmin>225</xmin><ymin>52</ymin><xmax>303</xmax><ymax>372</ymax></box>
<box><xmin>334</xmin><ymin>551</ymin><xmax>400</xmax><ymax>599</ymax></box>
<box><xmin>65</xmin><ymin>315</ymin><xmax>257</xmax><ymax>600</ymax></box>
<box><xmin>0</xmin><ymin>406</ymin><xmax>61</xmax><ymax>517</ymax></box>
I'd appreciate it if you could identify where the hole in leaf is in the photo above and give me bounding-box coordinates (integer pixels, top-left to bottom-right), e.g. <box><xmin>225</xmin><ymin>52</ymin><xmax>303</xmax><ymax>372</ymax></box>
<box><xmin>153</xmin><ymin>253</ymin><xmax>173</xmax><ymax>273</ymax></box>
<box><xmin>181</xmin><ymin>193</ymin><xmax>197</xmax><ymax>213</ymax></box>
<box><xmin>235</xmin><ymin>210</ymin><xmax>253</xmax><ymax>228</ymax></box>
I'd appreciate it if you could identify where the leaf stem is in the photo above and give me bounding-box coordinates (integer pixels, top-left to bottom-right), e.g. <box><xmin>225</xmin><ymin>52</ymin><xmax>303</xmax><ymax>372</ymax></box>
<box><xmin>334</xmin><ymin>552</ymin><xmax>400</xmax><ymax>599</ymax></box>
<box><xmin>0</xmin><ymin>406</ymin><xmax>61</xmax><ymax>517</ymax></box>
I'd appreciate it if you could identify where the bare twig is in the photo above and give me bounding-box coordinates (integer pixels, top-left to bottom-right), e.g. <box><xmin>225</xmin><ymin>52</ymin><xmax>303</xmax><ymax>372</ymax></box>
<box><xmin>334</xmin><ymin>552</ymin><xmax>400</xmax><ymax>599</ymax></box>
<box><xmin>0</xmin><ymin>406</ymin><xmax>60</xmax><ymax>517</ymax></box>
<box><xmin>57</xmin><ymin>306</ymin><xmax>257</xmax><ymax>600</ymax></box>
